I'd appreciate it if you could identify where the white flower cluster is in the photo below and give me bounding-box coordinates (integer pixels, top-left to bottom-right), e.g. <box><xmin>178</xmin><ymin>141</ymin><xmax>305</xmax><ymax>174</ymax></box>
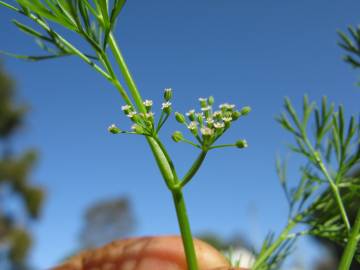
<box><xmin>112</xmin><ymin>88</ymin><xmax>174</xmax><ymax>135</ymax></box>
<box><xmin>174</xmin><ymin>96</ymin><xmax>251</xmax><ymax>146</ymax></box>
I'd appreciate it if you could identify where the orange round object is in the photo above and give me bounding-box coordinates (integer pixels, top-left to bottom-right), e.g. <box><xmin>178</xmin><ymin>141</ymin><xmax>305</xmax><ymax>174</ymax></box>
<box><xmin>52</xmin><ymin>235</ymin><xmax>247</xmax><ymax>270</ymax></box>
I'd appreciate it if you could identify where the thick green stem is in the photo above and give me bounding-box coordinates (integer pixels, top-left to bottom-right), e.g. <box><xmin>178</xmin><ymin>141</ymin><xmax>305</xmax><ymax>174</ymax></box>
<box><xmin>172</xmin><ymin>189</ymin><xmax>199</xmax><ymax>270</ymax></box>
<box><xmin>107</xmin><ymin>34</ymin><xmax>199</xmax><ymax>270</ymax></box>
<box><xmin>108</xmin><ymin>32</ymin><xmax>146</xmax><ymax>113</ymax></box>
<box><xmin>339</xmin><ymin>209</ymin><xmax>360</xmax><ymax>270</ymax></box>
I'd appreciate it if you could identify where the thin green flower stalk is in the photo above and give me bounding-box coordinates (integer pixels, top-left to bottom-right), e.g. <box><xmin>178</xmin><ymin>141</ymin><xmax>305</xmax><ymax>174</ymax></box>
<box><xmin>0</xmin><ymin>1</ymin><xmax>251</xmax><ymax>270</ymax></box>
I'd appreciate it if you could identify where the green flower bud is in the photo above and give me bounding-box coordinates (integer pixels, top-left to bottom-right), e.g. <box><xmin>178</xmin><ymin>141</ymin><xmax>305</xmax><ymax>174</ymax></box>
<box><xmin>232</xmin><ymin>110</ymin><xmax>241</xmax><ymax>120</ymax></box>
<box><xmin>208</xmin><ymin>96</ymin><xmax>214</xmax><ymax>105</ymax></box>
<box><xmin>143</xmin><ymin>99</ymin><xmax>153</xmax><ymax>112</ymax></box>
<box><xmin>175</xmin><ymin>112</ymin><xmax>186</xmax><ymax>123</ymax></box>
<box><xmin>196</xmin><ymin>113</ymin><xmax>204</xmax><ymax>125</ymax></box>
<box><xmin>171</xmin><ymin>131</ymin><xmax>184</xmax><ymax>142</ymax></box>
<box><xmin>108</xmin><ymin>124</ymin><xmax>121</xmax><ymax>134</ymax></box>
<box><xmin>131</xmin><ymin>124</ymin><xmax>144</xmax><ymax>134</ymax></box>
<box><xmin>235</xmin><ymin>139</ymin><xmax>248</xmax><ymax>149</ymax></box>
<box><xmin>240</xmin><ymin>106</ymin><xmax>251</xmax><ymax>116</ymax></box>
<box><xmin>161</xmin><ymin>101</ymin><xmax>172</xmax><ymax>114</ymax></box>
<box><xmin>186</xmin><ymin>110</ymin><xmax>196</xmax><ymax>121</ymax></box>
<box><xmin>164</xmin><ymin>88</ymin><xmax>173</xmax><ymax>101</ymax></box>
<box><xmin>199</xmin><ymin>97</ymin><xmax>207</xmax><ymax>108</ymax></box>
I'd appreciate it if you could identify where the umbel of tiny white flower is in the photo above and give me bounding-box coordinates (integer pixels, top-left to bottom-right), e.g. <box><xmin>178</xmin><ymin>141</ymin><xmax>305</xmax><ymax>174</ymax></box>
<box><xmin>172</xmin><ymin>95</ymin><xmax>251</xmax><ymax>149</ymax></box>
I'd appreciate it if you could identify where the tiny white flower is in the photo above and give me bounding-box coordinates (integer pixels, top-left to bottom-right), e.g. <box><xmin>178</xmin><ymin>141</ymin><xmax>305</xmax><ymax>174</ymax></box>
<box><xmin>200</xmin><ymin>127</ymin><xmax>214</xmax><ymax>136</ymax></box>
<box><xmin>198</xmin><ymin>97</ymin><xmax>207</xmax><ymax>102</ymax></box>
<box><xmin>121</xmin><ymin>104</ymin><xmax>132</xmax><ymax>111</ymax></box>
<box><xmin>143</xmin><ymin>99</ymin><xmax>153</xmax><ymax>107</ymax></box>
<box><xmin>219</xmin><ymin>103</ymin><xmax>229</xmax><ymax>109</ymax></box>
<box><xmin>146</xmin><ymin>112</ymin><xmax>154</xmax><ymax>119</ymax></box>
<box><xmin>206</xmin><ymin>118</ymin><xmax>214</xmax><ymax>124</ymax></box>
<box><xmin>161</xmin><ymin>101</ymin><xmax>172</xmax><ymax>110</ymax></box>
<box><xmin>222</xmin><ymin>116</ymin><xmax>232</xmax><ymax>122</ymax></box>
<box><xmin>108</xmin><ymin>124</ymin><xmax>116</xmax><ymax>130</ymax></box>
<box><xmin>201</xmin><ymin>106</ymin><xmax>211</xmax><ymax>111</ymax></box>
<box><xmin>195</xmin><ymin>112</ymin><xmax>204</xmax><ymax>118</ymax></box>
<box><xmin>187</xmin><ymin>121</ymin><xmax>198</xmax><ymax>130</ymax></box>
<box><xmin>228</xmin><ymin>104</ymin><xmax>236</xmax><ymax>109</ymax></box>
<box><xmin>186</xmin><ymin>109</ymin><xmax>195</xmax><ymax>116</ymax></box>
<box><xmin>214</xmin><ymin>122</ymin><xmax>225</xmax><ymax>129</ymax></box>
<box><xmin>131</xmin><ymin>124</ymin><xmax>137</xmax><ymax>130</ymax></box>
<box><xmin>127</xmin><ymin>111</ymin><xmax>137</xmax><ymax>118</ymax></box>
<box><xmin>213</xmin><ymin>110</ymin><xmax>222</xmax><ymax>117</ymax></box>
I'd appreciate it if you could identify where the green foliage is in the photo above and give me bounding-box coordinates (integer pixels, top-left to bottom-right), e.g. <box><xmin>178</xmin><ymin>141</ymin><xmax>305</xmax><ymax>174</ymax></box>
<box><xmin>0</xmin><ymin>64</ymin><xmax>44</xmax><ymax>269</ymax></box>
<box><xmin>253</xmin><ymin>96</ymin><xmax>360</xmax><ymax>270</ymax></box>
<box><xmin>1</xmin><ymin>1</ymin><xmax>358</xmax><ymax>270</ymax></box>
<box><xmin>338</xmin><ymin>26</ymin><xmax>360</xmax><ymax>69</ymax></box>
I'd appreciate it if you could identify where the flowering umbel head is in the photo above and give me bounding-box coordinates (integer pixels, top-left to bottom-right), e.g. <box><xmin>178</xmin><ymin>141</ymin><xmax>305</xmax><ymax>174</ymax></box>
<box><xmin>173</xmin><ymin>95</ymin><xmax>250</xmax><ymax>150</ymax></box>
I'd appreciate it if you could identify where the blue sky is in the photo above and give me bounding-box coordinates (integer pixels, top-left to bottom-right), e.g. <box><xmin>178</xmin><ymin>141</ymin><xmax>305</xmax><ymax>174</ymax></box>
<box><xmin>0</xmin><ymin>0</ymin><xmax>360</xmax><ymax>268</ymax></box>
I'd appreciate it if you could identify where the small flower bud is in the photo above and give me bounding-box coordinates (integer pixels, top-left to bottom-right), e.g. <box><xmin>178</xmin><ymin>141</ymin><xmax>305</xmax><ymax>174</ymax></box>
<box><xmin>127</xmin><ymin>111</ymin><xmax>138</xmax><ymax>121</ymax></box>
<box><xmin>196</xmin><ymin>113</ymin><xmax>204</xmax><ymax>125</ymax></box>
<box><xmin>187</xmin><ymin>121</ymin><xmax>198</xmax><ymax>135</ymax></box>
<box><xmin>186</xmin><ymin>110</ymin><xmax>196</xmax><ymax>121</ymax></box>
<box><xmin>164</xmin><ymin>88</ymin><xmax>173</xmax><ymax>101</ymax></box>
<box><xmin>208</xmin><ymin>96</ymin><xmax>214</xmax><ymax>105</ymax></box>
<box><xmin>199</xmin><ymin>97</ymin><xmax>207</xmax><ymax>108</ymax></box>
<box><xmin>143</xmin><ymin>100</ymin><xmax>153</xmax><ymax>112</ymax></box>
<box><xmin>161</xmin><ymin>101</ymin><xmax>172</xmax><ymax>114</ymax></box>
<box><xmin>240</xmin><ymin>106</ymin><xmax>251</xmax><ymax>116</ymax></box>
<box><xmin>121</xmin><ymin>104</ymin><xmax>133</xmax><ymax>115</ymax></box>
<box><xmin>213</xmin><ymin>122</ymin><xmax>224</xmax><ymax>129</ymax></box>
<box><xmin>175</xmin><ymin>112</ymin><xmax>186</xmax><ymax>123</ymax></box>
<box><xmin>200</xmin><ymin>127</ymin><xmax>214</xmax><ymax>139</ymax></box>
<box><xmin>206</xmin><ymin>118</ymin><xmax>214</xmax><ymax>127</ymax></box>
<box><xmin>235</xmin><ymin>139</ymin><xmax>248</xmax><ymax>149</ymax></box>
<box><xmin>213</xmin><ymin>110</ymin><xmax>222</xmax><ymax>120</ymax></box>
<box><xmin>131</xmin><ymin>124</ymin><xmax>144</xmax><ymax>134</ymax></box>
<box><xmin>108</xmin><ymin>124</ymin><xmax>121</xmax><ymax>134</ymax></box>
<box><xmin>232</xmin><ymin>110</ymin><xmax>241</xmax><ymax>120</ymax></box>
<box><xmin>172</xmin><ymin>131</ymin><xmax>184</xmax><ymax>142</ymax></box>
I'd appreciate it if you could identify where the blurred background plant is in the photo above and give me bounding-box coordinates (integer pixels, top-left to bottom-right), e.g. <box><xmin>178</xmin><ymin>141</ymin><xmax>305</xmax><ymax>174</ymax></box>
<box><xmin>251</xmin><ymin>27</ymin><xmax>360</xmax><ymax>270</ymax></box>
<box><xmin>0</xmin><ymin>62</ymin><xmax>44</xmax><ymax>270</ymax></box>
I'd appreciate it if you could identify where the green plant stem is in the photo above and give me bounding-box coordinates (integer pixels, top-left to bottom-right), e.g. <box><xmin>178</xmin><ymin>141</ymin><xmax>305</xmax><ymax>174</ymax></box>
<box><xmin>107</xmin><ymin>34</ymin><xmax>199</xmax><ymax>270</ymax></box>
<box><xmin>172</xmin><ymin>189</ymin><xmax>199</xmax><ymax>270</ymax></box>
<box><xmin>339</xmin><ymin>208</ymin><xmax>360</xmax><ymax>270</ymax></box>
<box><xmin>108</xmin><ymin>32</ymin><xmax>145</xmax><ymax>113</ymax></box>
<box><xmin>252</xmin><ymin>217</ymin><xmax>299</xmax><ymax>270</ymax></box>
<box><xmin>303</xmin><ymin>135</ymin><xmax>351</xmax><ymax>231</ymax></box>
<box><xmin>209</xmin><ymin>144</ymin><xmax>236</xmax><ymax>150</ymax></box>
<box><xmin>180</xmin><ymin>151</ymin><xmax>207</xmax><ymax>188</ymax></box>
<box><xmin>153</xmin><ymin>136</ymin><xmax>179</xmax><ymax>182</ymax></box>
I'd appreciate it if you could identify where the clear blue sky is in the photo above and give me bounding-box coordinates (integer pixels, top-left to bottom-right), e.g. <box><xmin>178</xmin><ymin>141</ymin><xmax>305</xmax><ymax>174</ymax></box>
<box><xmin>1</xmin><ymin>0</ymin><xmax>360</xmax><ymax>269</ymax></box>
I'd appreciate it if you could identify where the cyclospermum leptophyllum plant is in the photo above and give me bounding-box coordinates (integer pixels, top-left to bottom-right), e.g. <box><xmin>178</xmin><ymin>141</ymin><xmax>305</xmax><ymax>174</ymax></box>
<box><xmin>252</xmin><ymin>96</ymin><xmax>360</xmax><ymax>270</ymax></box>
<box><xmin>0</xmin><ymin>1</ymin><xmax>250</xmax><ymax>269</ymax></box>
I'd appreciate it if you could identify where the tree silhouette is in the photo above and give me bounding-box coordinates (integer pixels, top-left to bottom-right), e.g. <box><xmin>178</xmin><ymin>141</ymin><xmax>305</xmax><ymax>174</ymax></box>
<box><xmin>79</xmin><ymin>196</ymin><xmax>136</xmax><ymax>249</ymax></box>
<box><xmin>0</xmin><ymin>62</ymin><xmax>44</xmax><ymax>270</ymax></box>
